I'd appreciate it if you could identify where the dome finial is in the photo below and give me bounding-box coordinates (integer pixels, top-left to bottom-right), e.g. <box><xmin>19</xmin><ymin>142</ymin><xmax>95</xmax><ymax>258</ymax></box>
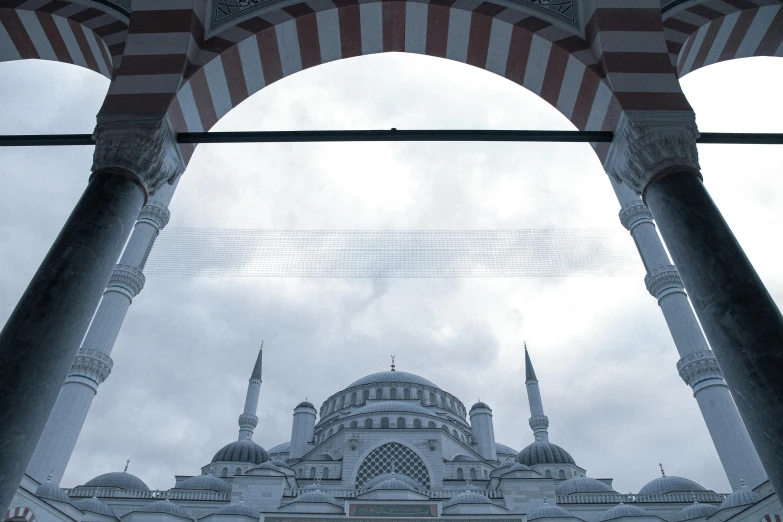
<box><xmin>46</xmin><ymin>470</ymin><xmax>53</xmax><ymax>483</ymax></box>
<box><xmin>239</xmin><ymin>493</ymin><xmax>245</xmax><ymax>503</ymax></box>
<box><xmin>659</xmin><ymin>463</ymin><xmax>665</xmax><ymax>477</ymax></box>
<box><xmin>740</xmin><ymin>478</ymin><xmax>746</xmax><ymax>488</ymax></box>
<box><xmin>542</xmin><ymin>497</ymin><xmax>548</xmax><ymax>504</ymax></box>
<box><xmin>691</xmin><ymin>492</ymin><xmax>698</xmax><ymax>504</ymax></box>
<box><xmin>124</xmin><ymin>459</ymin><xmax>130</xmax><ymax>473</ymax></box>
<box><xmin>390</xmin><ymin>355</ymin><xmax>396</xmax><ymax>372</ymax></box>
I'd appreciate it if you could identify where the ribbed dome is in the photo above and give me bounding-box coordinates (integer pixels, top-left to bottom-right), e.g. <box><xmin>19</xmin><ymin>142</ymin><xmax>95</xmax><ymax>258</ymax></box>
<box><xmin>294</xmin><ymin>489</ymin><xmax>341</xmax><ymax>505</ymax></box>
<box><xmin>215</xmin><ymin>501</ymin><xmax>258</xmax><ymax>517</ymax></box>
<box><xmin>445</xmin><ymin>489</ymin><xmax>493</xmax><ymax>507</ymax></box>
<box><xmin>84</xmin><ymin>471</ymin><xmax>150</xmax><ymax>491</ymax></box>
<box><xmin>364</xmin><ymin>473</ymin><xmax>420</xmax><ymax>490</ymax></box>
<box><xmin>496</xmin><ymin>444</ymin><xmax>519</xmax><ymax>456</ymax></box>
<box><xmin>470</xmin><ymin>402</ymin><xmax>491</xmax><ymax>411</ymax></box>
<box><xmin>353</xmin><ymin>401</ymin><xmax>431</xmax><ymax>416</ymax></box>
<box><xmin>371</xmin><ymin>476</ymin><xmax>416</xmax><ymax>491</ymax></box>
<box><xmin>638</xmin><ymin>476</ymin><xmax>705</xmax><ymax>496</ymax></box>
<box><xmin>35</xmin><ymin>480</ymin><xmax>71</xmax><ymax>504</ymax></box>
<box><xmin>212</xmin><ymin>438</ymin><xmax>268</xmax><ymax>464</ymax></box>
<box><xmin>135</xmin><ymin>500</ymin><xmax>191</xmax><ymax>519</ymax></box>
<box><xmin>678</xmin><ymin>502</ymin><xmax>719</xmax><ymax>521</ymax></box>
<box><xmin>349</xmin><ymin>371</ymin><xmax>437</xmax><ymax>388</ymax></box>
<box><xmin>556</xmin><ymin>477</ymin><xmax>615</xmax><ymax>496</ymax></box>
<box><xmin>176</xmin><ymin>474</ymin><xmax>231</xmax><ymax>493</ymax></box>
<box><xmin>720</xmin><ymin>484</ymin><xmax>758</xmax><ymax>509</ymax></box>
<box><xmin>269</xmin><ymin>442</ymin><xmax>290</xmax><ymax>454</ymax></box>
<box><xmin>518</xmin><ymin>441</ymin><xmax>575</xmax><ymax>465</ymax></box>
<box><xmin>73</xmin><ymin>496</ymin><xmax>116</xmax><ymax>517</ymax></box>
<box><xmin>529</xmin><ymin>500</ymin><xmax>573</xmax><ymax>520</ymax></box>
<box><xmin>600</xmin><ymin>503</ymin><xmax>653</xmax><ymax>521</ymax></box>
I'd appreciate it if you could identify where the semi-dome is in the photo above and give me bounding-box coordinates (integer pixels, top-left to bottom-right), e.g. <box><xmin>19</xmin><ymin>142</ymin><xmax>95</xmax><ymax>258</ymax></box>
<box><xmin>600</xmin><ymin>503</ymin><xmax>653</xmax><ymax>521</ymax></box>
<box><xmin>518</xmin><ymin>440</ymin><xmax>575</xmax><ymax>466</ymax></box>
<box><xmin>268</xmin><ymin>441</ymin><xmax>291</xmax><ymax>454</ymax></box>
<box><xmin>496</xmin><ymin>443</ymin><xmax>519</xmax><ymax>456</ymax></box>
<box><xmin>678</xmin><ymin>502</ymin><xmax>719</xmax><ymax>521</ymax></box>
<box><xmin>135</xmin><ymin>499</ymin><xmax>192</xmax><ymax>519</ymax></box>
<box><xmin>371</xmin><ymin>475</ymin><xmax>417</xmax><ymax>492</ymax></box>
<box><xmin>352</xmin><ymin>401</ymin><xmax>431</xmax><ymax>416</ymax></box>
<box><xmin>528</xmin><ymin>500</ymin><xmax>574</xmax><ymax>520</ymax></box>
<box><xmin>73</xmin><ymin>496</ymin><xmax>117</xmax><ymax>518</ymax></box>
<box><xmin>556</xmin><ymin>477</ymin><xmax>615</xmax><ymax>496</ymax></box>
<box><xmin>212</xmin><ymin>438</ymin><xmax>268</xmax><ymax>464</ymax></box>
<box><xmin>349</xmin><ymin>371</ymin><xmax>437</xmax><ymax>388</ymax></box>
<box><xmin>84</xmin><ymin>471</ymin><xmax>150</xmax><ymax>491</ymax></box>
<box><xmin>444</xmin><ymin>489</ymin><xmax>493</xmax><ymax>507</ymax></box>
<box><xmin>638</xmin><ymin>476</ymin><xmax>705</xmax><ymax>496</ymax></box>
<box><xmin>294</xmin><ymin>489</ymin><xmax>341</xmax><ymax>505</ymax></box>
<box><xmin>175</xmin><ymin>474</ymin><xmax>231</xmax><ymax>493</ymax></box>
<box><xmin>364</xmin><ymin>473</ymin><xmax>420</xmax><ymax>490</ymax></box>
<box><xmin>215</xmin><ymin>501</ymin><xmax>259</xmax><ymax>517</ymax></box>
<box><xmin>35</xmin><ymin>480</ymin><xmax>71</xmax><ymax>504</ymax></box>
<box><xmin>720</xmin><ymin>483</ymin><xmax>758</xmax><ymax>509</ymax></box>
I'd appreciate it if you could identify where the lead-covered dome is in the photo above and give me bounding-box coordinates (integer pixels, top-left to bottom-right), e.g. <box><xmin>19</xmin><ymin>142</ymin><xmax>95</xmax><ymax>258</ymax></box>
<box><xmin>600</xmin><ymin>503</ymin><xmax>653</xmax><ymax>521</ymax></box>
<box><xmin>720</xmin><ymin>483</ymin><xmax>758</xmax><ymax>509</ymax></box>
<box><xmin>35</xmin><ymin>480</ymin><xmax>71</xmax><ymax>504</ymax></box>
<box><xmin>73</xmin><ymin>496</ymin><xmax>117</xmax><ymax>518</ymax></box>
<box><xmin>353</xmin><ymin>401</ymin><xmax>431</xmax><ymax>416</ymax></box>
<box><xmin>349</xmin><ymin>371</ymin><xmax>437</xmax><ymax>388</ymax></box>
<box><xmin>678</xmin><ymin>502</ymin><xmax>719</xmax><ymax>521</ymax></box>
<box><xmin>638</xmin><ymin>476</ymin><xmax>705</xmax><ymax>496</ymax></box>
<box><xmin>528</xmin><ymin>500</ymin><xmax>574</xmax><ymax>520</ymax></box>
<box><xmin>444</xmin><ymin>489</ymin><xmax>493</xmax><ymax>507</ymax></box>
<box><xmin>212</xmin><ymin>438</ymin><xmax>268</xmax><ymax>464</ymax></box>
<box><xmin>518</xmin><ymin>440</ymin><xmax>575</xmax><ymax>466</ymax></box>
<box><xmin>215</xmin><ymin>501</ymin><xmax>258</xmax><ymax>517</ymax></box>
<box><xmin>84</xmin><ymin>471</ymin><xmax>150</xmax><ymax>491</ymax></box>
<box><xmin>294</xmin><ymin>489</ymin><xmax>341</xmax><ymax>506</ymax></box>
<box><xmin>135</xmin><ymin>500</ymin><xmax>191</xmax><ymax>519</ymax></box>
<box><xmin>556</xmin><ymin>477</ymin><xmax>615</xmax><ymax>496</ymax></box>
<box><xmin>175</xmin><ymin>474</ymin><xmax>231</xmax><ymax>493</ymax></box>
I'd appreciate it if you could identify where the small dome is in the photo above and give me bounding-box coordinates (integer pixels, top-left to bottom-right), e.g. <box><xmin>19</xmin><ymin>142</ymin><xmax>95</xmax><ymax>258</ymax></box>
<box><xmin>518</xmin><ymin>440</ymin><xmax>575</xmax><ymax>466</ymax></box>
<box><xmin>311</xmin><ymin>453</ymin><xmax>334</xmax><ymax>461</ymax></box>
<box><xmin>212</xmin><ymin>438</ymin><xmax>268</xmax><ymax>465</ymax></box>
<box><xmin>352</xmin><ymin>401</ymin><xmax>431</xmax><ymax>416</ymax></box>
<box><xmin>84</xmin><ymin>471</ymin><xmax>150</xmax><ymax>491</ymax></box>
<box><xmin>135</xmin><ymin>500</ymin><xmax>192</xmax><ymax>519</ymax></box>
<box><xmin>176</xmin><ymin>474</ymin><xmax>231</xmax><ymax>493</ymax></box>
<box><xmin>36</xmin><ymin>480</ymin><xmax>71</xmax><ymax>504</ymax></box>
<box><xmin>296</xmin><ymin>401</ymin><xmax>315</xmax><ymax>409</ymax></box>
<box><xmin>445</xmin><ymin>489</ymin><xmax>493</xmax><ymax>507</ymax></box>
<box><xmin>529</xmin><ymin>500</ymin><xmax>573</xmax><ymax>520</ymax></box>
<box><xmin>371</xmin><ymin>476</ymin><xmax>416</xmax><ymax>492</ymax></box>
<box><xmin>268</xmin><ymin>441</ymin><xmax>291</xmax><ymax>454</ymax></box>
<box><xmin>215</xmin><ymin>501</ymin><xmax>258</xmax><ymax>517</ymax></box>
<box><xmin>254</xmin><ymin>461</ymin><xmax>283</xmax><ymax>471</ymax></box>
<box><xmin>73</xmin><ymin>496</ymin><xmax>117</xmax><ymax>518</ymax></box>
<box><xmin>348</xmin><ymin>371</ymin><xmax>437</xmax><ymax>388</ymax></box>
<box><xmin>453</xmin><ymin>455</ymin><xmax>472</xmax><ymax>462</ymax></box>
<box><xmin>678</xmin><ymin>502</ymin><xmax>719</xmax><ymax>521</ymax></box>
<box><xmin>720</xmin><ymin>483</ymin><xmax>758</xmax><ymax>509</ymax></box>
<box><xmin>556</xmin><ymin>477</ymin><xmax>615</xmax><ymax>496</ymax></box>
<box><xmin>294</xmin><ymin>489</ymin><xmax>341</xmax><ymax>505</ymax></box>
<box><xmin>470</xmin><ymin>402</ymin><xmax>491</xmax><ymax>411</ymax></box>
<box><xmin>638</xmin><ymin>476</ymin><xmax>705</xmax><ymax>496</ymax></box>
<box><xmin>496</xmin><ymin>443</ymin><xmax>518</xmax><ymax>456</ymax></box>
<box><xmin>364</xmin><ymin>473</ymin><xmax>420</xmax><ymax>490</ymax></box>
<box><xmin>601</xmin><ymin>503</ymin><xmax>653</xmax><ymax>521</ymax></box>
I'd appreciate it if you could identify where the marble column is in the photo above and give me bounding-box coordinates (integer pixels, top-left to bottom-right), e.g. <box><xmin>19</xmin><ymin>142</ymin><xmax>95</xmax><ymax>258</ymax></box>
<box><xmin>0</xmin><ymin>117</ymin><xmax>184</xmax><ymax>512</ymax></box>
<box><xmin>607</xmin><ymin>111</ymin><xmax>783</xmax><ymax>498</ymax></box>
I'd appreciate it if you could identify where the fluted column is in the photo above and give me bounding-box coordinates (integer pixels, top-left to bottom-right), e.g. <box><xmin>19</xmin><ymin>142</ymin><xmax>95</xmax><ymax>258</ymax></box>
<box><xmin>0</xmin><ymin>117</ymin><xmax>184</xmax><ymax>511</ymax></box>
<box><xmin>606</xmin><ymin>110</ymin><xmax>783</xmax><ymax>498</ymax></box>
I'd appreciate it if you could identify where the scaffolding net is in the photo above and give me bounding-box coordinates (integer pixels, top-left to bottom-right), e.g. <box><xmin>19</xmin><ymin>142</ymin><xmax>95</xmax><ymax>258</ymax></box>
<box><xmin>145</xmin><ymin>228</ymin><xmax>644</xmax><ymax>278</ymax></box>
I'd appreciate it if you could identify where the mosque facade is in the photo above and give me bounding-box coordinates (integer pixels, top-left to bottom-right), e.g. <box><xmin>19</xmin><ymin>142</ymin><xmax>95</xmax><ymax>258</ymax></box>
<box><xmin>8</xmin><ymin>348</ymin><xmax>782</xmax><ymax>522</ymax></box>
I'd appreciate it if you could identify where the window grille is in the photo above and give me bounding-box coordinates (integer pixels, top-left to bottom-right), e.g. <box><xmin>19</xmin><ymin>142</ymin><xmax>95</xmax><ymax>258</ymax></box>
<box><xmin>365</xmin><ymin>418</ymin><xmax>373</xmax><ymax>428</ymax></box>
<box><xmin>413</xmin><ymin>418</ymin><xmax>422</xmax><ymax>429</ymax></box>
<box><xmin>396</xmin><ymin>417</ymin><xmax>406</xmax><ymax>428</ymax></box>
<box><xmin>404</xmin><ymin>389</ymin><xmax>411</xmax><ymax>400</ymax></box>
<box><xmin>380</xmin><ymin>417</ymin><xmax>390</xmax><ymax>429</ymax></box>
<box><xmin>457</xmin><ymin>468</ymin><xmax>464</xmax><ymax>480</ymax></box>
<box><xmin>355</xmin><ymin>442</ymin><xmax>431</xmax><ymax>489</ymax></box>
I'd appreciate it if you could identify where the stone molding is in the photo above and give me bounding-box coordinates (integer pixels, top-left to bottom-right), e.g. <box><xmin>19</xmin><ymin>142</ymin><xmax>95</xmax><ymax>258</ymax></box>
<box><xmin>677</xmin><ymin>350</ymin><xmax>724</xmax><ymax>389</ymax></box>
<box><xmin>92</xmin><ymin>117</ymin><xmax>185</xmax><ymax>197</ymax></box>
<box><xmin>138</xmin><ymin>201</ymin><xmax>171</xmax><ymax>231</ymax></box>
<box><xmin>107</xmin><ymin>264</ymin><xmax>146</xmax><ymax>298</ymax></box>
<box><xmin>605</xmin><ymin>111</ymin><xmax>700</xmax><ymax>194</ymax></box>
<box><xmin>239</xmin><ymin>413</ymin><xmax>259</xmax><ymax>431</ymax></box>
<box><xmin>645</xmin><ymin>265</ymin><xmax>685</xmax><ymax>300</ymax></box>
<box><xmin>529</xmin><ymin>415</ymin><xmax>549</xmax><ymax>432</ymax></box>
<box><xmin>619</xmin><ymin>201</ymin><xmax>654</xmax><ymax>231</ymax></box>
<box><xmin>66</xmin><ymin>348</ymin><xmax>113</xmax><ymax>389</ymax></box>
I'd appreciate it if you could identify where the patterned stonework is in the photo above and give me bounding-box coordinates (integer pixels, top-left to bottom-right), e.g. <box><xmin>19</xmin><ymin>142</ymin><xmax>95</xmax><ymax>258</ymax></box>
<box><xmin>529</xmin><ymin>415</ymin><xmax>549</xmax><ymax>433</ymax></box>
<box><xmin>644</xmin><ymin>265</ymin><xmax>685</xmax><ymax>300</ymax></box>
<box><xmin>677</xmin><ymin>350</ymin><xmax>724</xmax><ymax>389</ymax></box>
<box><xmin>619</xmin><ymin>201</ymin><xmax>654</xmax><ymax>232</ymax></box>
<box><xmin>108</xmin><ymin>264</ymin><xmax>146</xmax><ymax>298</ymax></box>
<box><xmin>239</xmin><ymin>413</ymin><xmax>259</xmax><ymax>431</ymax></box>
<box><xmin>138</xmin><ymin>201</ymin><xmax>171</xmax><ymax>231</ymax></box>
<box><xmin>67</xmin><ymin>348</ymin><xmax>114</xmax><ymax>388</ymax></box>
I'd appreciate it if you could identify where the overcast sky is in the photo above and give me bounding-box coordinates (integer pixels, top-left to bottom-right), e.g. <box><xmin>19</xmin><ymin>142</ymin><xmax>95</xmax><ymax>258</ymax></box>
<box><xmin>1</xmin><ymin>54</ymin><xmax>782</xmax><ymax>496</ymax></box>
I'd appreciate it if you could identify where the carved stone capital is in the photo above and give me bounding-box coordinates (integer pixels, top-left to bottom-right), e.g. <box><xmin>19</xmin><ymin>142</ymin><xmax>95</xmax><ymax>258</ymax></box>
<box><xmin>619</xmin><ymin>201</ymin><xmax>653</xmax><ymax>231</ymax></box>
<box><xmin>645</xmin><ymin>265</ymin><xmax>685</xmax><ymax>300</ymax></box>
<box><xmin>238</xmin><ymin>414</ymin><xmax>258</xmax><ymax>431</ymax></box>
<box><xmin>677</xmin><ymin>350</ymin><xmax>725</xmax><ymax>389</ymax></box>
<box><xmin>66</xmin><ymin>348</ymin><xmax>113</xmax><ymax>390</ymax></box>
<box><xmin>107</xmin><ymin>264</ymin><xmax>146</xmax><ymax>298</ymax></box>
<box><xmin>138</xmin><ymin>201</ymin><xmax>171</xmax><ymax>231</ymax></box>
<box><xmin>529</xmin><ymin>415</ymin><xmax>549</xmax><ymax>432</ymax></box>
<box><xmin>92</xmin><ymin>117</ymin><xmax>185</xmax><ymax>198</ymax></box>
<box><xmin>605</xmin><ymin>111</ymin><xmax>700</xmax><ymax>194</ymax></box>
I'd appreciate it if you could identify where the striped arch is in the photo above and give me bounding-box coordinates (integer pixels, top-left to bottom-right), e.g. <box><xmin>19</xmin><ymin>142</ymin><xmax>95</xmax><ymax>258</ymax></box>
<box><xmin>3</xmin><ymin>506</ymin><xmax>35</xmax><ymax>522</ymax></box>
<box><xmin>0</xmin><ymin>1</ymin><xmax>125</xmax><ymax>78</ymax></box>
<box><xmin>662</xmin><ymin>0</ymin><xmax>783</xmax><ymax>76</ymax></box>
<box><xmin>165</xmin><ymin>0</ymin><xmax>619</xmax><ymax>163</ymax></box>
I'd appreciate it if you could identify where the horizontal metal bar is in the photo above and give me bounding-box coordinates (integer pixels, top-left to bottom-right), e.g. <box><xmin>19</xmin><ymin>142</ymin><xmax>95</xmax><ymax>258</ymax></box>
<box><xmin>1</xmin><ymin>131</ymin><xmax>782</xmax><ymax>147</ymax></box>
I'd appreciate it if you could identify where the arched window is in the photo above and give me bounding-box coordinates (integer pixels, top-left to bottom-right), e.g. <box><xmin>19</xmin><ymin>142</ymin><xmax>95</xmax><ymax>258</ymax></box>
<box><xmin>440</xmin><ymin>396</ymin><xmax>447</xmax><ymax>408</ymax></box>
<box><xmin>381</xmin><ymin>417</ymin><xmax>390</xmax><ymax>428</ymax></box>
<box><xmin>322</xmin><ymin>467</ymin><xmax>330</xmax><ymax>479</ymax></box>
<box><xmin>376</xmin><ymin>388</ymin><xmax>383</xmax><ymax>400</ymax></box>
<box><xmin>470</xmin><ymin>468</ymin><xmax>477</xmax><ymax>480</ymax></box>
<box><xmin>351</xmin><ymin>392</ymin><xmax>357</xmax><ymax>405</ymax></box>
<box><xmin>442</xmin><ymin>424</ymin><xmax>449</xmax><ymax>431</ymax></box>
<box><xmin>452</xmin><ymin>429</ymin><xmax>459</xmax><ymax>438</ymax></box>
<box><xmin>340</xmin><ymin>396</ymin><xmax>345</xmax><ymax>409</ymax></box>
<box><xmin>365</xmin><ymin>418</ymin><xmax>373</xmax><ymax>428</ymax></box>
<box><xmin>428</xmin><ymin>421</ymin><xmax>436</xmax><ymax>428</ymax></box>
<box><xmin>350</xmin><ymin>420</ymin><xmax>358</xmax><ymax>428</ymax></box>
<box><xmin>545</xmin><ymin>470</ymin><xmax>552</xmax><ymax>478</ymax></box>
<box><xmin>559</xmin><ymin>469</ymin><xmax>566</xmax><ymax>479</ymax></box>
<box><xmin>338</xmin><ymin>424</ymin><xmax>344</xmax><ymax>431</ymax></box>
<box><xmin>429</xmin><ymin>392</ymin><xmax>436</xmax><ymax>404</ymax></box>
<box><xmin>310</xmin><ymin>467</ymin><xmax>317</xmax><ymax>479</ymax></box>
<box><xmin>354</xmin><ymin>442</ymin><xmax>431</xmax><ymax>489</ymax></box>
<box><xmin>390</xmin><ymin>388</ymin><xmax>397</xmax><ymax>400</ymax></box>
<box><xmin>235</xmin><ymin>467</ymin><xmax>242</xmax><ymax>476</ymax></box>
<box><xmin>449</xmin><ymin>399</ymin><xmax>455</xmax><ymax>410</ymax></box>
<box><xmin>417</xmin><ymin>390</ymin><xmax>424</xmax><ymax>404</ymax></box>
<box><xmin>457</xmin><ymin>468</ymin><xmax>464</xmax><ymax>480</ymax></box>
<box><xmin>404</xmin><ymin>388</ymin><xmax>411</xmax><ymax>400</ymax></box>
<box><xmin>484</xmin><ymin>470</ymin><xmax>488</xmax><ymax>479</ymax></box>
<box><xmin>363</xmin><ymin>390</ymin><xmax>370</xmax><ymax>403</ymax></box>
<box><xmin>328</xmin><ymin>428</ymin><xmax>333</xmax><ymax>437</ymax></box>
<box><xmin>396</xmin><ymin>417</ymin><xmax>406</xmax><ymax>428</ymax></box>
<box><xmin>221</xmin><ymin>467</ymin><xmax>228</xmax><ymax>477</ymax></box>
<box><xmin>413</xmin><ymin>418</ymin><xmax>422</xmax><ymax>429</ymax></box>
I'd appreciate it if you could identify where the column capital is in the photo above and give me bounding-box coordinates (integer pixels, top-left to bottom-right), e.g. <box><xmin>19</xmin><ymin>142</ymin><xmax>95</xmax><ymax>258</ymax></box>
<box><xmin>138</xmin><ymin>201</ymin><xmax>171</xmax><ymax>231</ymax></box>
<box><xmin>107</xmin><ymin>264</ymin><xmax>146</xmax><ymax>299</ymax></box>
<box><xmin>677</xmin><ymin>350</ymin><xmax>725</xmax><ymax>390</ymax></box>
<box><xmin>605</xmin><ymin>111</ymin><xmax>701</xmax><ymax>195</ymax></box>
<box><xmin>65</xmin><ymin>348</ymin><xmax>114</xmax><ymax>392</ymax></box>
<box><xmin>92</xmin><ymin>117</ymin><xmax>185</xmax><ymax>199</ymax></box>
<box><xmin>645</xmin><ymin>265</ymin><xmax>685</xmax><ymax>300</ymax></box>
<box><xmin>619</xmin><ymin>200</ymin><xmax>654</xmax><ymax>231</ymax></box>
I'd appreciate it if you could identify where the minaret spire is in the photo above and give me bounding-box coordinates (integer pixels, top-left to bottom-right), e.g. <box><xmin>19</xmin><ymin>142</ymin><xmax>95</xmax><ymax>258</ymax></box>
<box><xmin>524</xmin><ymin>343</ymin><xmax>550</xmax><ymax>443</ymax></box>
<box><xmin>238</xmin><ymin>344</ymin><xmax>263</xmax><ymax>441</ymax></box>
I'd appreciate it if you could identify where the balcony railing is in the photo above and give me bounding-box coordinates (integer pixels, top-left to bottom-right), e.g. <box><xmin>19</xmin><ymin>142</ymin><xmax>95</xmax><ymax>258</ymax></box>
<box><xmin>64</xmin><ymin>488</ymin><xmax>231</xmax><ymax>502</ymax></box>
<box><xmin>282</xmin><ymin>488</ymin><xmax>504</xmax><ymax>500</ymax></box>
<box><xmin>556</xmin><ymin>492</ymin><xmax>727</xmax><ymax>504</ymax></box>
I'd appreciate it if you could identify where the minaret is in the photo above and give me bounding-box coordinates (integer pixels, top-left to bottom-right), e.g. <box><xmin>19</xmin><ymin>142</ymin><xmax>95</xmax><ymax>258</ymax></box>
<box><xmin>238</xmin><ymin>345</ymin><xmax>263</xmax><ymax>441</ymax></box>
<box><xmin>525</xmin><ymin>344</ymin><xmax>549</xmax><ymax>443</ymax></box>
<box><xmin>470</xmin><ymin>401</ymin><xmax>498</xmax><ymax>461</ymax></box>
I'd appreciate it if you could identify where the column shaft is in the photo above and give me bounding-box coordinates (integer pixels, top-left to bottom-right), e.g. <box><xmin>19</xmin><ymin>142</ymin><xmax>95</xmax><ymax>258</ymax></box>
<box><xmin>0</xmin><ymin>171</ymin><xmax>144</xmax><ymax>511</ymax></box>
<box><xmin>645</xmin><ymin>170</ymin><xmax>783</xmax><ymax>497</ymax></box>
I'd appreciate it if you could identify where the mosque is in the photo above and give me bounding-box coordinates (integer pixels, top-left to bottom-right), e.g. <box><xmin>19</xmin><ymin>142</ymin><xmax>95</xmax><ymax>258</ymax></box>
<box><xmin>8</xmin><ymin>347</ymin><xmax>782</xmax><ymax>522</ymax></box>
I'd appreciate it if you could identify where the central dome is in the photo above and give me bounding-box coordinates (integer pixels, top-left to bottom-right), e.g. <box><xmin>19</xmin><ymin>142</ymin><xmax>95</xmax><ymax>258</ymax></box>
<box><xmin>349</xmin><ymin>371</ymin><xmax>438</xmax><ymax>388</ymax></box>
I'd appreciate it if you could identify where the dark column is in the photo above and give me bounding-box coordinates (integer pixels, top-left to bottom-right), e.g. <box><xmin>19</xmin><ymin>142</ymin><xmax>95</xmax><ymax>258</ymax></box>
<box><xmin>0</xmin><ymin>171</ymin><xmax>144</xmax><ymax>512</ymax></box>
<box><xmin>644</xmin><ymin>169</ymin><xmax>783</xmax><ymax>496</ymax></box>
